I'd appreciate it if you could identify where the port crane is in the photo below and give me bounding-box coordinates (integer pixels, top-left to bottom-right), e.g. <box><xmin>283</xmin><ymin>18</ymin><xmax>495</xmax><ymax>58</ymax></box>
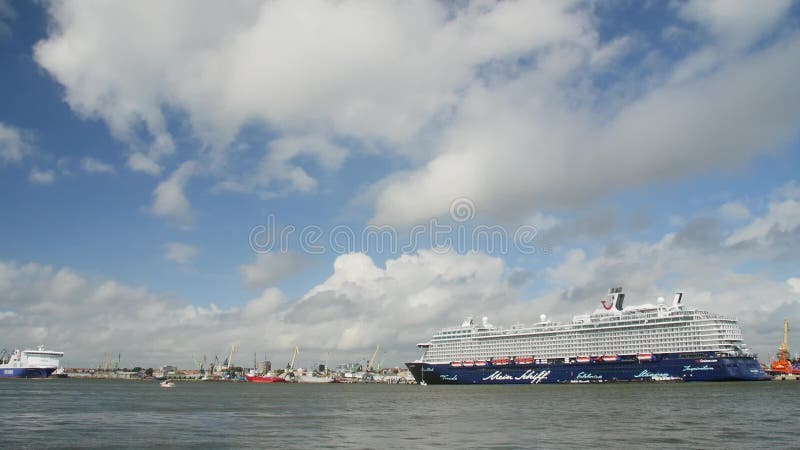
<box><xmin>770</xmin><ymin>319</ymin><xmax>799</xmax><ymax>375</ymax></box>
<box><xmin>287</xmin><ymin>346</ymin><xmax>299</xmax><ymax>371</ymax></box>
<box><xmin>225</xmin><ymin>344</ymin><xmax>236</xmax><ymax>371</ymax></box>
<box><xmin>192</xmin><ymin>355</ymin><xmax>205</xmax><ymax>375</ymax></box>
<box><xmin>366</xmin><ymin>345</ymin><xmax>380</xmax><ymax>372</ymax></box>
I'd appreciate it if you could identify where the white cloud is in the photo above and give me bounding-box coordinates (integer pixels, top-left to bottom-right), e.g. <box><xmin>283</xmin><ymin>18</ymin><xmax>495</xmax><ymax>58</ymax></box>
<box><xmin>33</xmin><ymin>0</ymin><xmax>588</xmax><ymax>184</ymax></box>
<box><xmin>127</xmin><ymin>153</ymin><xmax>161</xmax><ymax>176</ymax></box>
<box><xmin>242</xmin><ymin>287</ymin><xmax>285</xmax><ymax>319</ymax></box>
<box><xmin>4</xmin><ymin>187</ymin><xmax>800</xmax><ymax>368</ymax></box>
<box><xmin>0</xmin><ymin>250</ymin><xmax>521</xmax><ymax>367</ymax></box>
<box><xmin>678</xmin><ymin>0</ymin><xmax>793</xmax><ymax>50</ymax></box>
<box><xmin>215</xmin><ymin>135</ymin><xmax>351</xmax><ymax>197</ymax></box>
<box><xmin>788</xmin><ymin>278</ymin><xmax>800</xmax><ymax>294</ymax></box>
<box><xmin>80</xmin><ymin>157</ymin><xmax>115</xmax><ymax>174</ymax></box>
<box><xmin>372</xmin><ymin>31</ymin><xmax>800</xmax><ymax>225</ymax></box>
<box><xmin>726</xmin><ymin>184</ymin><xmax>800</xmax><ymax>246</ymax></box>
<box><xmin>163</xmin><ymin>243</ymin><xmax>199</xmax><ymax>265</ymax></box>
<box><xmin>151</xmin><ymin>161</ymin><xmax>196</xmax><ymax>228</ymax></box>
<box><xmin>718</xmin><ymin>201</ymin><xmax>751</xmax><ymax>221</ymax></box>
<box><xmin>0</xmin><ymin>122</ymin><xmax>30</xmax><ymax>164</ymax></box>
<box><xmin>28</xmin><ymin>168</ymin><xmax>55</xmax><ymax>185</ymax></box>
<box><xmin>33</xmin><ymin>1</ymin><xmax>800</xmax><ymax>221</ymax></box>
<box><xmin>239</xmin><ymin>252</ymin><xmax>307</xmax><ymax>288</ymax></box>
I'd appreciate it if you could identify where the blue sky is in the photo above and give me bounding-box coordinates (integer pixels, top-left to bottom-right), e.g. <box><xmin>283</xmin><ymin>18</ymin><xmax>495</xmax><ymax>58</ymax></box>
<box><xmin>1</xmin><ymin>0</ymin><xmax>800</xmax><ymax>368</ymax></box>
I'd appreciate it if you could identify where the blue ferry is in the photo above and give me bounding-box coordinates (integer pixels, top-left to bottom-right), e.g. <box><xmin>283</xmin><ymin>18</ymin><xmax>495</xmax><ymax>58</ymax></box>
<box><xmin>406</xmin><ymin>288</ymin><xmax>770</xmax><ymax>385</ymax></box>
<box><xmin>0</xmin><ymin>346</ymin><xmax>64</xmax><ymax>378</ymax></box>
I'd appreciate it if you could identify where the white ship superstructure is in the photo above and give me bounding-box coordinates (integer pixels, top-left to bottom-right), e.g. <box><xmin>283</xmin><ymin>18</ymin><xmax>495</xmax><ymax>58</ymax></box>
<box><xmin>417</xmin><ymin>288</ymin><xmax>750</xmax><ymax>364</ymax></box>
<box><xmin>0</xmin><ymin>345</ymin><xmax>64</xmax><ymax>378</ymax></box>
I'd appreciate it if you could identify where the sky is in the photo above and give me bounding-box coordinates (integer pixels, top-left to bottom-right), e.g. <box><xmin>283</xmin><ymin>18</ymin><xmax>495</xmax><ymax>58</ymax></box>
<box><xmin>1</xmin><ymin>0</ymin><xmax>800</xmax><ymax>369</ymax></box>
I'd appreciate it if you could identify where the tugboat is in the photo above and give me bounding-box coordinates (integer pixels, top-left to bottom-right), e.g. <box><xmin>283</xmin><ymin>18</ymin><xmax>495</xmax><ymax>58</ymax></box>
<box><xmin>767</xmin><ymin>320</ymin><xmax>800</xmax><ymax>380</ymax></box>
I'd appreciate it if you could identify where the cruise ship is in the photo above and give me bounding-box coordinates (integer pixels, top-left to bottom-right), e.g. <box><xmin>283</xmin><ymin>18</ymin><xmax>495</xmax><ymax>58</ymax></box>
<box><xmin>0</xmin><ymin>346</ymin><xmax>64</xmax><ymax>378</ymax></box>
<box><xmin>406</xmin><ymin>288</ymin><xmax>770</xmax><ymax>384</ymax></box>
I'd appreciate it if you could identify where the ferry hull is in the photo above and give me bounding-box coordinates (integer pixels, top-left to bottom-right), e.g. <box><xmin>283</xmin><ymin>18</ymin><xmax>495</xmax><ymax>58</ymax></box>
<box><xmin>406</xmin><ymin>355</ymin><xmax>770</xmax><ymax>385</ymax></box>
<box><xmin>0</xmin><ymin>367</ymin><xmax>57</xmax><ymax>379</ymax></box>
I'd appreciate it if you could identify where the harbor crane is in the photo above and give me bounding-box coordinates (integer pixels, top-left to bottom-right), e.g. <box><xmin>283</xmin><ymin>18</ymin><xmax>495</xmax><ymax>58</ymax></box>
<box><xmin>225</xmin><ymin>344</ymin><xmax>236</xmax><ymax>371</ymax></box>
<box><xmin>287</xmin><ymin>346</ymin><xmax>299</xmax><ymax>371</ymax></box>
<box><xmin>367</xmin><ymin>345</ymin><xmax>380</xmax><ymax>372</ymax></box>
<box><xmin>770</xmin><ymin>319</ymin><xmax>798</xmax><ymax>375</ymax></box>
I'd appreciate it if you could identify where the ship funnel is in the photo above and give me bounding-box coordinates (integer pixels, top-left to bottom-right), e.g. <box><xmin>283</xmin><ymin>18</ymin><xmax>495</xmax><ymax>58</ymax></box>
<box><xmin>673</xmin><ymin>292</ymin><xmax>683</xmax><ymax>306</ymax></box>
<box><xmin>608</xmin><ymin>286</ymin><xmax>625</xmax><ymax>311</ymax></box>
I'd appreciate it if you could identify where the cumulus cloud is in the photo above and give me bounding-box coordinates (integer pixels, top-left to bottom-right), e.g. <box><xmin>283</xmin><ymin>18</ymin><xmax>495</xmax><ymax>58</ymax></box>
<box><xmin>239</xmin><ymin>252</ymin><xmax>307</xmax><ymax>288</ymax></box>
<box><xmin>4</xmin><ymin>183</ymin><xmax>800</xmax><ymax>368</ymax></box>
<box><xmin>372</xmin><ymin>30</ymin><xmax>800</xmax><ymax>225</ymax></box>
<box><xmin>33</xmin><ymin>1</ymin><xmax>800</xmax><ymax>222</ymax></box>
<box><xmin>80</xmin><ymin>157</ymin><xmax>115</xmax><ymax>174</ymax></box>
<box><xmin>726</xmin><ymin>183</ymin><xmax>800</xmax><ymax>247</ymax></box>
<box><xmin>151</xmin><ymin>161</ymin><xmax>196</xmax><ymax>228</ymax></box>
<box><xmin>678</xmin><ymin>0</ymin><xmax>793</xmax><ymax>50</ymax></box>
<box><xmin>0</xmin><ymin>250</ymin><xmax>525</xmax><ymax>368</ymax></box>
<box><xmin>127</xmin><ymin>153</ymin><xmax>161</xmax><ymax>176</ymax></box>
<box><xmin>718</xmin><ymin>201</ymin><xmax>751</xmax><ymax>221</ymax></box>
<box><xmin>215</xmin><ymin>135</ymin><xmax>350</xmax><ymax>198</ymax></box>
<box><xmin>28</xmin><ymin>168</ymin><xmax>55</xmax><ymax>185</ymax></box>
<box><xmin>33</xmin><ymin>0</ymin><xmax>590</xmax><ymax>191</ymax></box>
<box><xmin>0</xmin><ymin>122</ymin><xmax>30</xmax><ymax>164</ymax></box>
<box><xmin>163</xmin><ymin>243</ymin><xmax>199</xmax><ymax>265</ymax></box>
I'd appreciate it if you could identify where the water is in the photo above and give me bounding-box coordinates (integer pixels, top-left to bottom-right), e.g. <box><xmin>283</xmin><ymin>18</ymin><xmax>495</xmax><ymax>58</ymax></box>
<box><xmin>1</xmin><ymin>379</ymin><xmax>798</xmax><ymax>449</ymax></box>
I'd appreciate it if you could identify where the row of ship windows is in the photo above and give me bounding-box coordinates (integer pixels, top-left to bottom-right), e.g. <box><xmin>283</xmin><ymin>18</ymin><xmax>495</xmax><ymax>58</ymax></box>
<box><xmin>440</xmin><ymin>322</ymin><xmax>740</xmax><ymax>341</ymax></box>
<box><xmin>435</xmin><ymin>332</ymin><xmax>742</xmax><ymax>346</ymax></box>
<box><xmin>426</xmin><ymin>339</ymin><xmax>739</xmax><ymax>358</ymax></box>
<box><xmin>431</xmin><ymin>338</ymin><xmax>739</xmax><ymax>351</ymax></box>
<box><xmin>425</xmin><ymin>344</ymin><xmax>733</xmax><ymax>361</ymax></box>
<box><xmin>436</xmin><ymin>326</ymin><xmax>742</xmax><ymax>342</ymax></box>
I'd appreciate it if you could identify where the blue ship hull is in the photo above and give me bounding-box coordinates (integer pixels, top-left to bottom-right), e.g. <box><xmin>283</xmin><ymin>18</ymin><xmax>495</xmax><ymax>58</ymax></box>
<box><xmin>407</xmin><ymin>354</ymin><xmax>770</xmax><ymax>384</ymax></box>
<box><xmin>0</xmin><ymin>367</ymin><xmax>56</xmax><ymax>378</ymax></box>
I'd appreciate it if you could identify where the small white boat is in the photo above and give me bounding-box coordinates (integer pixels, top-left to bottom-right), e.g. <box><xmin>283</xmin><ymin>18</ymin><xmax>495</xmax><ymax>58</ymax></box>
<box><xmin>298</xmin><ymin>374</ymin><xmax>335</xmax><ymax>383</ymax></box>
<box><xmin>160</xmin><ymin>380</ymin><xmax>175</xmax><ymax>388</ymax></box>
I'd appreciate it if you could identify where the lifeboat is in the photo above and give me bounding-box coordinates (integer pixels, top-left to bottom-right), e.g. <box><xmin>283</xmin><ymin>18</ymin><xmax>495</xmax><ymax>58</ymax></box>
<box><xmin>450</xmin><ymin>361</ymin><xmax>462</xmax><ymax>367</ymax></box>
<box><xmin>490</xmin><ymin>358</ymin><xmax>510</xmax><ymax>366</ymax></box>
<box><xmin>602</xmin><ymin>355</ymin><xmax>621</xmax><ymax>363</ymax></box>
<box><xmin>576</xmin><ymin>356</ymin><xmax>591</xmax><ymax>363</ymax></box>
<box><xmin>474</xmin><ymin>360</ymin><xmax>487</xmax><ymax>367</ymax></box>
<box><xmin>515</xmin><ymin>356</ymin><xmax>534</xmax><ymax>365</ymax></box>
<box><xmin>637</xmin><ymin>353</ymin><xmax>655</xmax><ymax>362</ymax></box>
<box><xmin>462</xmin><ymin>361</ymin><xmax>475</xmax><ymax>367</ymax></box>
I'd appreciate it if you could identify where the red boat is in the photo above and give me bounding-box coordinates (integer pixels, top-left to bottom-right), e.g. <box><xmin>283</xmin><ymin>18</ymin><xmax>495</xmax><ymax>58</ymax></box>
<box><xmin>245</xmin><ymin>374</ymin><xmax>287</xmax><ymax>383</ymax></box>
